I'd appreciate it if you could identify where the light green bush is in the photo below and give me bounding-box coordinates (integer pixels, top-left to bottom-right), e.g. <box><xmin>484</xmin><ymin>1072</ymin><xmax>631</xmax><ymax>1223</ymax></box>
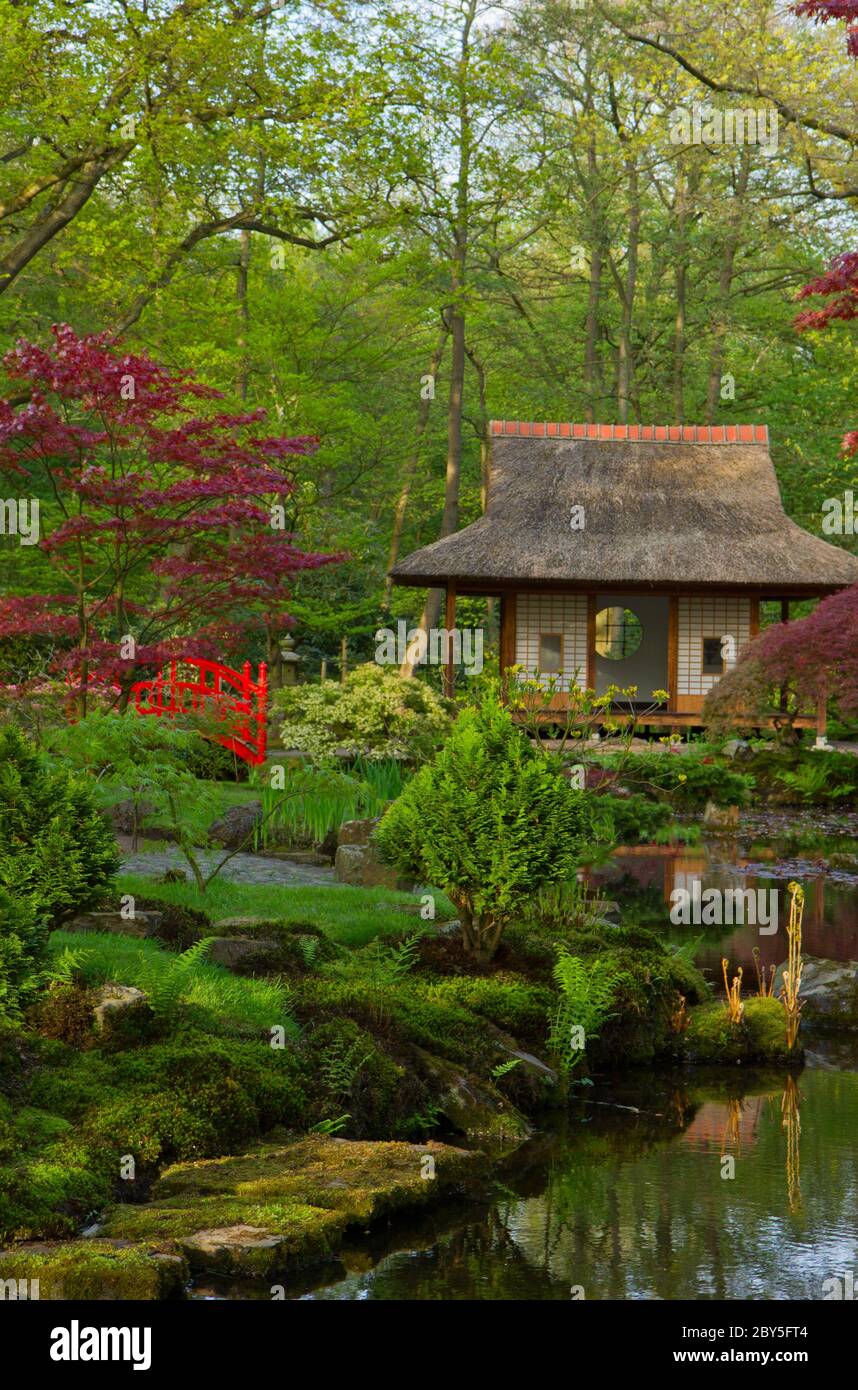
<box><xmin>375</xmin><ymin>693</ymin><xmax>592</xmax><ymax>961</ymax></box>
<box><xmin>274</xmin><ymin>663</ymin><xmax>452</xmax><ymax>763</ymax></box>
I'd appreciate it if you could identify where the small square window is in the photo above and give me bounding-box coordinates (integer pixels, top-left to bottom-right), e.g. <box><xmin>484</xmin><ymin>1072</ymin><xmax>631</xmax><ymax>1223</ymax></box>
<box><xmin>539</xmin><ymin>633</ymin><xmax>563</xmax><ymax>673</ymax></box>
<box><xmin>702</xmin><ymin>637</ymin><xmax>725</xmax><ymax>675</ymax></box>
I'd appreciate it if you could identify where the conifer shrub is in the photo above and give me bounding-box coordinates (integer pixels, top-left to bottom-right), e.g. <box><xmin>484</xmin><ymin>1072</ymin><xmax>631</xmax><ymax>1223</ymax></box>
<box><xmin>375</xmin><ymin>694</ymin><xmax>592</xmax><ymax>961</ymax></box>
<box><xmin>0</xmin><ymin>886</ymin><xmax>49</xmax><ymax>1025</ymax></box>
<box><xmin>0</xmin><ymin>725</ymin><xmax>119</xmax><ymax>923</ymax></box>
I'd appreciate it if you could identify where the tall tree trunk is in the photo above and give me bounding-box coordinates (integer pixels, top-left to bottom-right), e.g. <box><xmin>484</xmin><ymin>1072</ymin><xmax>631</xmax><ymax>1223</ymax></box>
<box><xmin>401</xmin><ymin>0</ymin><xmax>475</xmax><ymax>678</ymax></box>
<box><xmin>705</xmin><ymin>149</ymin><xmax>751</xmax><ymax>421</ymax></box>
<box><xmin>382</xmin><ymin>324</ymin><xmax>448</xmax><ymax>612</ymax></box>
<box><xmin>616</xmin><ymin>156</ymin><xmax>639</xmax><ymax>424</ymax></box>
<box><xmin>672</xmin><ymin>166</ymin><xmax>689</xmax><ymax>424</ymax></box>
<box><xmin>466</xmin><ymin>342</ymin><xmax>491</xmax><ymax>510</ymax></box>
<box><xmin>236</xmin><ymin>229</ymin><xmax>251</xmax><ymax>401</ymax></box>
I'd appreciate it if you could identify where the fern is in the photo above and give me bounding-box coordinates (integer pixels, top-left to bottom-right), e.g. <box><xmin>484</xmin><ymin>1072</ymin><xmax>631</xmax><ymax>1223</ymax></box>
<box><xmin>310</xmin><ymin>1114</ymin><xmax>350</xmax><ymax>1136</ymax></box>
<box><xmin>548</xmin><ymin>948</ymin><xmax>626</xmax><ymax>1081</ymax></box>
<box><xmin>135</xmin><ymin>936</ymin><xmax>214</xmax><ymax>1020</ymax></box>
<box><xmin>491</xmin><ymin>1057</ymin><xmax>523</xmax><ymax>1080</ymax></box>
<box><xmin>45</xmin><ymin>945</ymin><xmax>91</xmax><ymax>986</ymax></box>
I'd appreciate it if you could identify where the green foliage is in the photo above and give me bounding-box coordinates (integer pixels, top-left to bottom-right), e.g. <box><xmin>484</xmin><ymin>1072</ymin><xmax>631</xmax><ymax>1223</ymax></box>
<box><xmin>775</xmin><ymin>759</ymin><xmax>856</xmax><ymax>804</ymax></box>
<box><xmin>596</xmin><ymin>752</ymin><xmax>754</xmax><ymax>809</ymax></box>
<box><xmin>0</xmin><ymin>887</ymin><xmax>49</xmax><ymax>1025</ymax></box>
<box><xmin>548</xmin><ymin>950</ymin><xmax>627</xmax><ymax>1080</ymax></box>
<box><xmin>591</xmin><ymin>793</ymin><xmax>674</xmax><ymax>845</ymax></box>
<box><xmin>521</xmin><ymin>877</ymin><xmax>613</xmax><ymax>939</ymax></box>
<box><xmin>48</xmin><ymin>931</ymin><xmax>299</xmax><ymax>1040</ymax></box>
<box><xmin>253</xmin><ymin>757</ymin><xmax>412</xmax><ymax>848</ymax></box>
<box><xmin>274</xmin><ymin>663</ymin><xmax>453</xmax><ymax>763</ymax></box>
<box><xmin>0</xmin><ymin>724</ymin><xmax>119</xmax><ymax>922</ymax></box>
<box><xmin>375</xmin><ymin>693</ymin><xmax>592</xmax><ymax>960</ymax></box>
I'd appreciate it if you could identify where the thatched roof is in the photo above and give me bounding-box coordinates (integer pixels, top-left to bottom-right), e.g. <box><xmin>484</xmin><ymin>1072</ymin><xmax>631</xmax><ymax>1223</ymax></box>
<box><xmin>390</xmin><ymin>422</ymin><xmax>858</xmax><ymax>595</ymax></box>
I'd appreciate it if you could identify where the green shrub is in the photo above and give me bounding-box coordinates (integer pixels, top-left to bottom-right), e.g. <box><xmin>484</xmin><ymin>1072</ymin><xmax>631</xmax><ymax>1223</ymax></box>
<box><xmin>375</xmin><ymin>693</ymin><xmax>592</xmax><ymax>961</ymax></box>
<box><xmin>0</xmin><ymin>724</ymin><xmax>119</xmax><ymax>922</ymax></box>
<box><xmin>274</xmin><ymin>662</ymin><xmax>453</xmax><ymax>763</ymax></box>
<box><xmin>592</xmin><ymin>793</ymin><xmax>674</xmax><ymax>844</ymax></box>
<box><xmin>597</xmin><ymin>752</ymin><xmax>753</xmax><ymax>809</ymax></box>
<box><xmin>0</xmin><ymin>887</ymin><xmax>49</xmax><ymax>1025</ymax></box>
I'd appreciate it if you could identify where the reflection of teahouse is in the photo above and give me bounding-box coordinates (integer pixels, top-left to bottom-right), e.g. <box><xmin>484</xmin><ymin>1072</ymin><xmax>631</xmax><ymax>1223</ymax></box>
<box><xmin>389</xmin><ymin>423</ymin><xmax>858</xmax><ymax>731</ymax></box>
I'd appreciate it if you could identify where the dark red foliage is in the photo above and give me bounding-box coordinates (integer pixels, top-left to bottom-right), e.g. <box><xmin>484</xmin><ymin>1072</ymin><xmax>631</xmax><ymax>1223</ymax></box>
<box><xmin>794</xmin><ymin>1</ymin><xmax>858</xmax><ymax>54</ymax></box>
<box><xmin>704</xmin><ymin>583</ymin><xmax>858</xmax><ymax>725</ymax></box>
<box><xmin>0</xmin><ymin>325</ymin><xmax>342</xmax><ymax>705</ymax></box>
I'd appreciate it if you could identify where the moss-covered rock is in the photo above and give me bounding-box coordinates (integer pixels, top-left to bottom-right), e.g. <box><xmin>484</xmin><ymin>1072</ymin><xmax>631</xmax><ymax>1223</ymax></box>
<box><xmin>209</xmin><ymin>919</ymin><xmax>341</xmax><ymax>975</ymax></box>
<box><xmin>683</xmin><ymin>997</ymin><xmax>800</xmax><ymax>1064</ymax></box>
<box><xmin>0</xmin><ymin>1240</ymin><xmax>188</xmax><ymax>1299</ymax></box>
<box><xmin>100</xmin><ymin>1135</ymin><xmax>484</xmax><ymax>1278</ymax></box>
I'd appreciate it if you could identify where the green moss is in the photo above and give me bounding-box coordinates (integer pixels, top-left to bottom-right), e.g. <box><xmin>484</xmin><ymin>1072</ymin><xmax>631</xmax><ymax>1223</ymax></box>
<box><xmin>424</xmin><ymin>974</ymin><xmax>550</xmax><ymax>1038</ymax></box>
<box><xmin>101</xmin><ymin>1135</ymin><xmax>483</xmax><ymax>1278</ymax></box>
<box><xmin>684</xmin><ymin>997</ymin><xmax>800</xmax><ymax>1064</ymax></box>
<box><xmin>0</xmin><ymin>1241</ymin><xmax>188</xmax><ymax>1299</ymax></box>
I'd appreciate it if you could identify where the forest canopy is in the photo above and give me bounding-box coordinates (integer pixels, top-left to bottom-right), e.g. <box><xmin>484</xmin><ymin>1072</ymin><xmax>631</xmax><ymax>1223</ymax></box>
<box><xmin>2</xmin><ymin>0</ymin><xmax>858</xmax><ymax>676</ymax></box>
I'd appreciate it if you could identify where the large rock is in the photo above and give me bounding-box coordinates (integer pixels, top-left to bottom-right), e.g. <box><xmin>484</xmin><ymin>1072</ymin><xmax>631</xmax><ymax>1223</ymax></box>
<box><xmin>413</xmin><ymin>1047</ymin><xmax>532</xmax><ymax>1146</ymax></box>
<box><xmin>208</xmin><ymin>801</ymin><xmax>263</xmax><ymax>849</ymax></box>
<box><xmin>102</xmin><ymin>1135</ymin><xmax>484</xmax><ymax>1279</ymax></box>
<box><xmin>92</xmin><ymin>983</ymin><xmax>154</xmax><ymax>1047</ymax></box>
<box><xmin>722</xmin><ymin>739</ymin><xmax>752</xmax><ymax>761</ymax></box>
<box><xmin>334</xmin><ymin>842</ymin><xmax>411</xmax><ymax>891</ymax></box>
<box><xmin>65</xmin><ymin>910</ymin><xmax>163</xmax><ymax>939</ymax></box>
<box><xmin>774</xmin><ymin>955</ymin><xmax>858</xmax><ymax>1032</ymax></box>
<box><xmin>703</xmin><ymin>801</ymin><xmax>740</xmax><ymax>830</ymax></box>
<box><xmin>337</xmin><ymin>818</ymin><xmax>379</xmax><ymax>847</ymax></box>
<box><xmin>0</xmin><ymin>1241</ymin><xmax>188</xmax><ymax>1300</ymax></box>
<box><xmin>206</xmin><ymin>937</ymin><xmax>283</xmax><ymax>975</ymax></box>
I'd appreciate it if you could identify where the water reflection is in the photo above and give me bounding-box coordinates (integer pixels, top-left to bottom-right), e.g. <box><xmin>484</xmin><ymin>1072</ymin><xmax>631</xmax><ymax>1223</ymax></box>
<box><xmin>589</xmin><ymin>838</ymin><xmax>858</xmax><ymax>979</ymax></box>
<box><xmin>198</xmin><ymin>1055</ymin><xmax>858</xmax><ymax>1301</ymax></box>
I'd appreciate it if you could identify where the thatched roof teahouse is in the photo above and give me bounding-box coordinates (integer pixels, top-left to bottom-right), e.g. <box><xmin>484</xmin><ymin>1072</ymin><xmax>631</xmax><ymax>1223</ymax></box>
<box><xmin>390</xmin><ymin>422</ymin><xmax>858</xmax><ymax>729</ymax></box>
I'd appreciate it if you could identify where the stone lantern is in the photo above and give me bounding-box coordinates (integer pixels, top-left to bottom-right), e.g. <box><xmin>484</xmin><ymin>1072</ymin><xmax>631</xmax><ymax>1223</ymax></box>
<box><xmin>279</xmin><ymin>633</ymin><xmax>302</xmax><ymax>686</ymax></box>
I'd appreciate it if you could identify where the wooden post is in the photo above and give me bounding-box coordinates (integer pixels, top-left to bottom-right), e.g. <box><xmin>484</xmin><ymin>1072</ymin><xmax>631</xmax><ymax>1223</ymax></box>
<box><xmin>748</xmin><ymin>596</ymin><xmax>760</xmax><ymax>639</ymax></box>
<box><xmin>340</xmin><ymin>636</ymin><xmax>348</xmax><ymax>685</ymax></box>
<box><xmin>444</xmin><ymin>583</ymin><xmax>456</xmax><ymax>698</ymax></box>
<box><xmin>586</xmin><ymin>594</ymin><xmax>596</xmax><ymax>692</ymax></box>
<box><xmin>779</xmin><ymin>598</ymin><xmax>789</xmax><ymax>714</ymax></box>
<box><xmin>320</xmin><ymin>658</ymin><xmax>327</xmax><ymax>683</ymax></box>
<box><xmin>499</xmin><ymin>593</ymin><xmax>516</xmax><ymax>690</ymax></box>
<box><xmin>667</xmin><ymin>595</ymin><xmax>678</xmax><ymax>712</ymax></box>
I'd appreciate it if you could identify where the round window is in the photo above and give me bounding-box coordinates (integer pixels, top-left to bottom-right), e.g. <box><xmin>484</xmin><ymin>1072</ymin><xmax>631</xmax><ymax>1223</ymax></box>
<box><xmin>595</xmin><ymin>606</ymin><xmax>643</xmax><ymax>661</ymax></box>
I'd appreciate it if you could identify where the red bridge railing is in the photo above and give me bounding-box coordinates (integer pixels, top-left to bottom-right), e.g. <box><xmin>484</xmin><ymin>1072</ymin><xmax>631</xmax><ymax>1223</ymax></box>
<box><xmin>129</xmin><ymin>659</ymin><xmax>268</xmax><ymax>765</ymax></box>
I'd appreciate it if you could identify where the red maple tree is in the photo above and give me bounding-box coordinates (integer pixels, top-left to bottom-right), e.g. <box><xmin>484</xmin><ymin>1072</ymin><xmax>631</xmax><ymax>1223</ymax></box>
<box><xmin>703</xmin><ymin>582</ymin><xmax>858</xmax><ymax>734</ymax></box>
<box><xmin>0</xmin><ymin>325</ymin><xmax>340</xmax><ymax>714</ymax></box>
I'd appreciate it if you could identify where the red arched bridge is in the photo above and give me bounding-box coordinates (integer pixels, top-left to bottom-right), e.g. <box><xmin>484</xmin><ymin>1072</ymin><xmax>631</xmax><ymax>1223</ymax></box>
<box><xmin>129</xmin><ymin>658</ymin><xmax>268</xmax><ymax>765</ymax></box>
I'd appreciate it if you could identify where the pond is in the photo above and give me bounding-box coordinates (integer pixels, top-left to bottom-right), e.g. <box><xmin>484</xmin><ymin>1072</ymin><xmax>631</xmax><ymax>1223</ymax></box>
<box><xmin>192</xmin><ymin>810</ymin><xmax>858</xmax><ymax>1302</ymax></box>
<box><xmin>589</xmin><ymin>809</ymin><xmax>858</xmax><ymax>983</ymax></box>
<box><xmin>194</xmin><ymin>1046</ymin><xmax>858</xmax><ymax>1301</ymax></box>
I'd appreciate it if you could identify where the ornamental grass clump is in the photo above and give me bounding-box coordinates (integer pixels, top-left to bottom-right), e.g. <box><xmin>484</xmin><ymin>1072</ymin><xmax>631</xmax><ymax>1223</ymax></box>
<box><xmin>374</xmin><ymin>692</ymin><xmax>592</xmax><ymax>962</ymax></box>
<box><xmin>780</xmin><ymin>881</ymin><xmax>805</xmax><ymax>1050</ymax></box>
